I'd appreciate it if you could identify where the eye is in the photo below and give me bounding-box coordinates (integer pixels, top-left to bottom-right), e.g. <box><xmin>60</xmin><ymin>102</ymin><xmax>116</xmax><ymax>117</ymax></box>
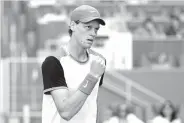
<box><xmin>85</xmin><ymin>25</ymin><xmax>92</xmax><ymax>30</ymax></box>
<box><xmin>95</xmin><ymin>28</ymin><xmax>99</xmax><ymax>31</ymax></box>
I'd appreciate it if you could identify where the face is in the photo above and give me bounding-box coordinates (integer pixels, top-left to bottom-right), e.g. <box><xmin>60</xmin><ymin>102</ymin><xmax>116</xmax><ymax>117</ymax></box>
<box><xmin>146</xmin><ymin>21</ymin><xmax>155</xmax><ymax>30</ymax></box>
<box><xmin>158</xmin><ymin>53</ymin><xmax>167</xmax><ymax>63</ymax></box>
<box><xmin>163</xmin><ymin>104</ymin><xmax>173</xmax><ymax>117</ymax></box>
<box><xmin>171</xmin><ymin>19</ymin><xmax>179</xmax><ymax>28</ymax></box>
<box><xmin>119</xmin><ymin>104</ymin><xmax>127</xmax><ymax>118</ymax></box>
<box><xmin>71</xmin><ymin>20</ymin><xmax>100</xmax><ymax>49</ymax></box>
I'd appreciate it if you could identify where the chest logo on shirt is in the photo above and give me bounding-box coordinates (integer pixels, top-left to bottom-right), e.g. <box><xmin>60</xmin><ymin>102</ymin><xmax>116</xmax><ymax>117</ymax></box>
<box><xmin>83</xmin><ymin>80</ymin><xmax>89</xmax><ymax>88</ymax></box>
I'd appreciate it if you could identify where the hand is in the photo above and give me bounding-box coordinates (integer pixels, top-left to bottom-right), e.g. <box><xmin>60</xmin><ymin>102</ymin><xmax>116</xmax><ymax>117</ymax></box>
<box><xmin>89</xmin><ymin>56</ymin><xmax>106</xmax><ymax>78</ymax></box>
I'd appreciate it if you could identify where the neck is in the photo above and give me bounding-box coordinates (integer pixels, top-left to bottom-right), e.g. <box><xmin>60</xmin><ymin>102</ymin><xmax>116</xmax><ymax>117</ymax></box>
<box><xmin>165</xmin><ymin>116</ymin><xmax>172</xmax><ymax>121</ymax></box>
<box><xmin>119</xmin><ymin>117</ymin><xmax>127</xmax><ymax>123</ymax></box>
<box><xmin>67</xmin><ymin>37</ymin><xmax>88</xmax><ymax>62</ymax></box>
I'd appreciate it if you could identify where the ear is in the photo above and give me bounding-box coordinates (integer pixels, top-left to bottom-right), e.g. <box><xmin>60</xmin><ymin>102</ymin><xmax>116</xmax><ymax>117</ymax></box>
<box><xmin>70</xmin><ymin>21</ymin><xmax>77</xmax><ymax>32</ymax></box>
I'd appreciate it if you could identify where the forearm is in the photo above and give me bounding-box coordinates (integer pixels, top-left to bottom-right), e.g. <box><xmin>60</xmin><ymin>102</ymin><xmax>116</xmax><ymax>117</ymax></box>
<box><xmin>60</xmin><ymin>90</ymin><xmax>88</xmax><ymax>120</ymax></box>
<box><xmin>57</xmin><ymin>74</ymin><xmax>98</xmax><ymax>120</ymax></box>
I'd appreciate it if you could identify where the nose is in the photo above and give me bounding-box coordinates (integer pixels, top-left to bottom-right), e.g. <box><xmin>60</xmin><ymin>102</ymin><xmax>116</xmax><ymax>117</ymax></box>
<box><xmin>90</xmin><ymin>28</ymin><xmax>97</xmax><ymax>37</ymax></box>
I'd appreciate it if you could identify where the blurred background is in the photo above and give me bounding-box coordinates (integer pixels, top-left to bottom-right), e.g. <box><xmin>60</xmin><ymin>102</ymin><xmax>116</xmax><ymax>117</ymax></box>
<box><xmin>0</xmin><ymin>0</ymin><xmax>184</xmax><ymax>123</ymax></box>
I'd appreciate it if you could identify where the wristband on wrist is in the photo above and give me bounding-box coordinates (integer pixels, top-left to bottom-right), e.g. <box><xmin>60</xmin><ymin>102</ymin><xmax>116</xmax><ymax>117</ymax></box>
<box><xmin>78</xmin><ymin>74</ymin><xmax>98</xmax><ymax>95</ymax></box>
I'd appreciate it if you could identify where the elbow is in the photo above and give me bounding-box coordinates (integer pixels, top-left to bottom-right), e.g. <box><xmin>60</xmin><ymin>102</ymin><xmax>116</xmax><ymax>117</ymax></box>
<box><xmin>60</xmin><ymin>111</ymin><xmax>73</xmax><ymax>121</ymax></box>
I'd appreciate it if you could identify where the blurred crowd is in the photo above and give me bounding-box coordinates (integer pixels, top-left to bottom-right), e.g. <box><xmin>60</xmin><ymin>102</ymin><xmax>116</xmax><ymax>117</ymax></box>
<box><xmin>140</xmin><ymin>52</ymin><xmax>180</xmax><ymax>69</ymax></box>
<box><xmin>129</xmin><ymin>7</ymin><xmax>184</xmax><ymax>39</ymax></box>
<box><xmin>1</xmin><ymin>0</ymin><xmax>184</xmax><ymax>69</ymax></box>
<box><xmin>1</xmin><ymin>1</ymin><xmax>184</xmax><ymax>123</ymax></box>
<box><xmin>101</xmin><ymin>100</ymin><xmax>182</xmax><ymax>123</ymax></box>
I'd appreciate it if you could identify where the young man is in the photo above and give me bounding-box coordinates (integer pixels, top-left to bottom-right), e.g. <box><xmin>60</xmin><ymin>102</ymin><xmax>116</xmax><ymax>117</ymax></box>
<box><xmin>41</xmin><ymin>5</ymin><xmax>106</xmax><ymax>123</ymax></box>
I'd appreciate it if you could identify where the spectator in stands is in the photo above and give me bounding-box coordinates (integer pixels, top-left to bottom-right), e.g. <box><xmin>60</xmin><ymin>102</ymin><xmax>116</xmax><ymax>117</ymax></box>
<box><xmin>164</xmin><ymin>15</ymin><xmax>182</xmax><ymax>38</ymax></box>
<box><xmin>151</xmin><ymin>100</ymin><xmax>182</xmax><ymax>123</ymax></box>
<box><xmin>133</xmin><ymin>17</ymin><xmax>165</xmax><ymax>38</ymax></box>
<box><xmin>103</xmin><ymin>103</ymin><xmax>144</xmax><ymax>123</ymax></box>
<box><xmin>151</xmin><ymin>52</ymin><xmax>173</xmax><ymax>69</ymax></box>
<box><xmin>179</xmin><ymin>9</ymin><xmax>184</xmax><ymax>22</ymax></box>
<box><xmin>148</xmin><ymin>52</ymin><xmax>180</xmax><ymax>70</ymax></box>
<box><xmin>26</xmin><ymin>31</ymin><xmax>38</xmax><ymax>57</ymax></box>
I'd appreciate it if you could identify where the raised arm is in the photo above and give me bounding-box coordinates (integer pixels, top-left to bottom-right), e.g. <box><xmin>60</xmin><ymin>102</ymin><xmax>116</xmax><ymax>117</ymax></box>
<box><xmin>42</xmin><ymin>56</ymin><xmax>105</xmax><ymax>121</ymax></box>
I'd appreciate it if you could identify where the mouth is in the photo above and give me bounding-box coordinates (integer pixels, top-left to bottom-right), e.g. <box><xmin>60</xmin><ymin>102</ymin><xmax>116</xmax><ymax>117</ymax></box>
<box><xmin>86</xmin><ymin>39</ymin><xmax>94</xmax><ymax>44</ymax></box>
<box><xmin>87</xmin><ymin>39</ymin><xmax>93</xmax><ymax>42</ymax></box>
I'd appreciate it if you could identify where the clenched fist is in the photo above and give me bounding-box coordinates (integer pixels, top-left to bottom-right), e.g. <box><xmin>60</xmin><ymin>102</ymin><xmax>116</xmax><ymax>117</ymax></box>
<box><xmin>89</xmin><ymin>56</ymin><xmax>106</xmax><ymax>78</ymax></box>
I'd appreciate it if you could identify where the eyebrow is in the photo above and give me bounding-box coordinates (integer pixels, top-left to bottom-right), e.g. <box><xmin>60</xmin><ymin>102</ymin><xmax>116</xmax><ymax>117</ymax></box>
<box><xmin>80</xmin><ymin>22</ymin><xmax>100</xmax><ymax>29</ymax></box>
<box><xmin>86</xmin><ymin>23</ymin><xmax>100</xmax><ymax>27</ymax></box>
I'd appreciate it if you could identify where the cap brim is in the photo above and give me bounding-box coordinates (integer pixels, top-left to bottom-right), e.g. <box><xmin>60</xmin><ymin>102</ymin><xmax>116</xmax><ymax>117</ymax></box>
<box><xmin>80</xmin><ymin>17</ymin><xmax>105</xmax><ymax>26</ymax></box>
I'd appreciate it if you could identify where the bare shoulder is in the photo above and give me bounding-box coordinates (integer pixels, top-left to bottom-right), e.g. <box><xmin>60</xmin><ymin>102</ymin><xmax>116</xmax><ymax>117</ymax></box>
<box><xmin>88</xmin><ymin>49</ymin><xmax>106</xmax><ymax>61</ymax></box>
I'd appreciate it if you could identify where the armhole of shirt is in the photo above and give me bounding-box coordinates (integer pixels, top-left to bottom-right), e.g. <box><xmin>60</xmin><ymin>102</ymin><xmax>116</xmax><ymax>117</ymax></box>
<box><xmin>42</xmin><ymin>56</ymin><xmax>68</xmax><ymax>95</ymax></box>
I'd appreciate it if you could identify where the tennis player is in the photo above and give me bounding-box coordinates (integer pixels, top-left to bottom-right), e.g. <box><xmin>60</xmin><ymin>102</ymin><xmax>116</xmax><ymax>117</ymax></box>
<box><xmin>41</xmin><ymin>5</ymin><xmax>106</xmax><ymax>123</ymax></box>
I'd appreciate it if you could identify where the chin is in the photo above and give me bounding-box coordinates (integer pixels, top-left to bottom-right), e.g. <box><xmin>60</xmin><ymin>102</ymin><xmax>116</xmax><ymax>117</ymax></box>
<box><xmin>84</xmin><ymin>46</ymin><xmax>92</xmax><ymax>49</ymax></box>
<box><xmin>83</xmin><ymin>44</ymin><xmax>92</xmax><ymax>49</ymax></box>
